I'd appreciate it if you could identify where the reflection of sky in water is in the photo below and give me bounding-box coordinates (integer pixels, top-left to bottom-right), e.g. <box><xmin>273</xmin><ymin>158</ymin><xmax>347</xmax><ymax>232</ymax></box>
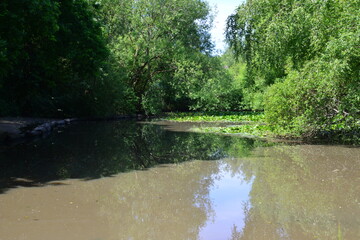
<box><xmin>2</xmin><ymin>121</ymin><xmax>358</xmax><ymax>239</ymax></box>
<box><xmin>199</xmin><ymin>163</ymin><xmax>253</xmax><ymax>240</ymax></box>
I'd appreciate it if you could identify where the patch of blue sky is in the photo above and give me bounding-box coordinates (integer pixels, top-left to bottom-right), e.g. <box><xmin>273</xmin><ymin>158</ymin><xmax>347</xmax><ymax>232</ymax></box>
<box><xmin>206</xmin><ymin>0</ymin><xmax>243</xmax><ymax>54</ymax></box>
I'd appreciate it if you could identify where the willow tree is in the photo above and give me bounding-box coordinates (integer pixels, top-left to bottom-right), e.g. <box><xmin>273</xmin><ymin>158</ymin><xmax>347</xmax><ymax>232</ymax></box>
<box><xmin>226</xmin><ymin>0</ymin><xmax>360</xmax><ymax>138</ymax></box>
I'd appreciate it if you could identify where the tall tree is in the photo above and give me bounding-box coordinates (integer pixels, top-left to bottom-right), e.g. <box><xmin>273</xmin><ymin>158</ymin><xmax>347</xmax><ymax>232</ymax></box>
<box><xmin>99</xmin><ymin>0</ymin><xmax>215</xmax><ymax>113</ymax></box>
<box><xmin>226</xmin><ymin>0</ymin><xmax>360</xmax><ymax>137</ymax></box>
<box><xmin>0</xmin><ymin>0</ymin><xmax>108</xmax><ymax>117</ymax></box>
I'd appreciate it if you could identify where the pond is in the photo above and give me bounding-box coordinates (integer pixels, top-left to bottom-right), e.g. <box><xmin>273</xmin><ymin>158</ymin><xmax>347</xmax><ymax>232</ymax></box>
<box><xmin>0</xmin><ymin>121</ymin><xmax>359</xmax><ymax>240</ymax></box>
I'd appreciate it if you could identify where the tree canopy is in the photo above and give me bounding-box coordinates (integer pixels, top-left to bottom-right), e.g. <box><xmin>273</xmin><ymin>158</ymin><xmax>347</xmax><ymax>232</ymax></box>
<box><xmin>0</xmin><ymin>0</ymin><xmax>358</xmax><ymax>140</ymax></box>
<box><xmin>226</xmin><ymin>0</ymin><xmax>360</xmax><ymax>138</ymax></box>
<box><xmin>98</xmin><ymin>0</ymin><xmax>229</xmax><ymax>113</ymax></box>
<box><xmin>0</xmin><ymin>0</ymin><xmax>110</xmax><ymax>116</ymax></box>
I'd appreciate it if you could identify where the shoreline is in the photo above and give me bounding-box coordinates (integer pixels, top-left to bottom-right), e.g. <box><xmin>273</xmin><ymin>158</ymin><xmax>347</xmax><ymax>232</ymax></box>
<box><xmin>0</xmin><ymin>118</ymin><xmax>75</xmax><ymax>144</ymax></box>
<box><xmin>0</xmin><ymin>114</ymin><xmax>146</xmax><ymax>145</ymax></box>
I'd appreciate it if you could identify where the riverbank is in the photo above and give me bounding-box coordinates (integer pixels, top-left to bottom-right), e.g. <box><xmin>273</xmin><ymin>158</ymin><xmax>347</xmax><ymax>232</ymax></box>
<box><xmin>161</xmin><ymin>111</ymin><xmax>269</xmax><ymax>137</ymax></box>
<box><xmin>0</xmin><ymin>118</ymin><xmax>75</xmax><ymax>144</ymax></box>
<box><xmin>161</xmin><ymin>111</ymin><xmax>360</xmax><ymax>144</ymax></box>
<box><xmin>0</xmin><ymin>112</ymin><xmax>261</xmax><ymax>144</ymax></box>
<box><xmin>0</xmin><ymin>118</ymin><xmax>52</xmax><ymax>141</ymax></box>
<box><xmin>0</xmin><ymin>114</ymin><xmax>146</xmax><ymax>145</ymax></box>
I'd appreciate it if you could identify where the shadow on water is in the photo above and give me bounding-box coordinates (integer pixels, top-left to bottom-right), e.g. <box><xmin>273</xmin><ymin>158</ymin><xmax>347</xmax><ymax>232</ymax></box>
<box><xmin>1</xmin><ymin>121</ymin><xmax>360</xmax><ymax>239</ymax></box>
<box><xmin>0</xmin><ymin>120</ymin><xmax>266</xmax><ymax>194</ymax></box>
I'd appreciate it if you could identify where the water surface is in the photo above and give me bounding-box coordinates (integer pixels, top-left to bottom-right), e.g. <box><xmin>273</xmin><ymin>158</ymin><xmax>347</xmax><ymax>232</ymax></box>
<box><xmin>0</xmin><ymin>121</ymin><xmax>359</xmax><ymax>240</ymax></box>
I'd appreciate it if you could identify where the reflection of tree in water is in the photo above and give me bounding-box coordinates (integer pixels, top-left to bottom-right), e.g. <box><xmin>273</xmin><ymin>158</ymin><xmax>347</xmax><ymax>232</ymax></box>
<box><xmin>5</xmin><ymin>121</ymin><xmax>357</xmax><ymax>239</ymax></box>
<box><xmin>0</xmin><ymin>121</ymin><xmax>270</xmax><ymax>239</ymax></box>
<box><xmin>97</xmin><ymin>160</ymin><xmax>219</xmax><ymax>240</ymax></box>
<box><xmin>0</xmin><ymin>121</ymin><xmax>261</xmax><ymax>193</ymax></box>
<box><xmin>229</xmin><ymin>145</ymin><xmax>360</xmax><ymax>240</ymax></box>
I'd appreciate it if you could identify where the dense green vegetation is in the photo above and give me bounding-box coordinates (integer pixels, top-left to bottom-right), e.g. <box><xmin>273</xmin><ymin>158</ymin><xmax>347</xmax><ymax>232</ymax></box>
<box><xmin>164</xmin><ymin>111</ymin><xmax>270</xmax><ymax>138</ymax></box>
<box><xmin>0</xmin><ymin>0</ymin><xmax>112</xmax><ymax>116</ymax></box>
<box><xmin>226</xmin><ymin>0</ymin><xmax>360</xmax><ymax>140</ymax></box>
<box><xmin>0</xmin><ymin>0</ymin><xmax>239</xmax><ymax>117</ymax></box>
<box><xmin>164</xmin><ymin>111</ymin><xmax>264</xmax><ymax>122</ymax></box>
<box><xmin>0</xmin><ymin>0</ymin><xmax>358</xmax><ymax>141</ymax></box>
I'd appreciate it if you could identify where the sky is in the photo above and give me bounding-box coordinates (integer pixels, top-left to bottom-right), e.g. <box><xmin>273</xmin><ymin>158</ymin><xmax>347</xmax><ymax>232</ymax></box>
<box><xmin>206</xmin><ymin>0</ymin><xmax>243</xmax><ymax>53</ymax></box>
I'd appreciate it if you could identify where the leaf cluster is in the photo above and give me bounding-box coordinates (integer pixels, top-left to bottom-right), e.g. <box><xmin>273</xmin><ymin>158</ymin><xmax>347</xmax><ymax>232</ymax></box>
<box><xmin>226</xmin><ymin>0</ymin><xmax>360</xmax><ymax>141</ymax></box>
<box><xmin>0</xmin><ymin>0</ymin><xmax>126</xmax><ymax>117</ymax></box>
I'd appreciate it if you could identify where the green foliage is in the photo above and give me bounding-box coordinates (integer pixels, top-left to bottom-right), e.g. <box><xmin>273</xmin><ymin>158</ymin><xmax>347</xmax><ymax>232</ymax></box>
<box><xmin>265</xmin><ymin>57</ymin><xmax>360</xmax><ymax>140</ymax></box>
<box><xmin>165</xmin><ymin>111</ymin><xmax>268</xmax><ymax>138</ymax></box>
<box><xmin>170</xmin><ymin>53</ymin><xmax>236</xmax><ymax>111</ymax></box>
<box><xmin>0</xmin><ymin>0</ymin><xmax>126</xmax><ymax>117</ymax></box>
<box><xmin>98</xmin><ymin>0</ymin><xmax>238</xmax><ymax>114</ymax></box>
<box><xmin>164</xmin><ymin>111</ymin><xmax>264</xmax><ymax>122</ymax></box>
<box><xmin>199</xmin><ymin>124</ymin><xmax>270</xmax><ymax>137</ymax></box>
<box><xmin>0</xmin><ymin>0</ymin><xmax>244</xmax><ymax>117</ymax></box>
<box><xmin>220</xmin><ymin>49</ymin><xmax>256</xmax><ymax>110</ymax></box>
<box><xmin>0</xmin><ymin>0</ymin><xmax>60</xmax><ymax>115</ymax></box>
<box><xmin>226</xmin><ymin>0</ymin><xmax>360</xmax><ymax>140</ymax></box>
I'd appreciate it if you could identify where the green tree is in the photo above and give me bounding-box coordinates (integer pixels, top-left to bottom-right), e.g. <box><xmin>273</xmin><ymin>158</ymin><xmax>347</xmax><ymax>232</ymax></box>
<box><xmin>226</xmin><ymin>0</ymin><xmax>360</xmax><ymax>138</ymax></box>
<box><xmin>0</xmin><ymin>0</ymin><xmax>60</xmax><ymax>115</ymax></box>
<box><xmin>0</xmin><ymin>0</ymin><xmax>125</xmax><ymax>117</ymax></box>
<box><xmin>99</xmin><ymin>0</ymin><xmax>218</xmax><ymax>114</ymax></box>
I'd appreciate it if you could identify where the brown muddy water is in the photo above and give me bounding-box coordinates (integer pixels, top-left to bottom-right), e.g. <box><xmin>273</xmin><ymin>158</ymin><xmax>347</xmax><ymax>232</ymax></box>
<box><xmin>0</xmin><ymin>121</ymin><xmax>359</xmax><ymax>240</ymax></box>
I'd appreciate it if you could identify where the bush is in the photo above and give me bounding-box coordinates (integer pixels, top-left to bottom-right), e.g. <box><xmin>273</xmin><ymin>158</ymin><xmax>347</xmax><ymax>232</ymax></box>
<box><xmin>265</xmin><ymin>57</ymin><xmax>360</xmax><ymax>138</ymax></box>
